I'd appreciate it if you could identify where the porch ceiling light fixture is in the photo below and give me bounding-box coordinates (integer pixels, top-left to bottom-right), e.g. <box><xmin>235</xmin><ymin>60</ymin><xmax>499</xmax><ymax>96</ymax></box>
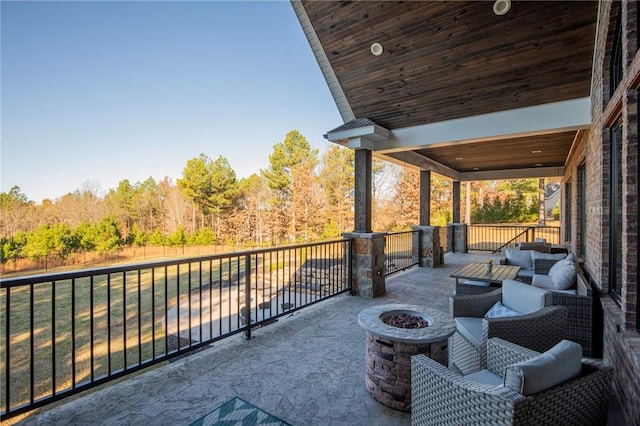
<box><xmin>493</xmin><ymin>0</ymin><xmax>511</xmax><ymax>15</ymax></box>
<box><xmin>371</xmin><ymin>42</ymin><xmax>384</xmax><ymax>56</ymax></box>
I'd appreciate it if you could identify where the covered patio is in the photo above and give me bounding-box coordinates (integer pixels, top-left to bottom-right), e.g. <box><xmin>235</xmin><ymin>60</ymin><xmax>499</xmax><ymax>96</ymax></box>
<box><xmin>13</xmin><ymin>253</ymin><xmax>624</xmax><ymax>425</ymax></box>
<box><xmin>293</xmin><ymin>1</ymin><xmax>639</xmax><ymax>422</ymax></box>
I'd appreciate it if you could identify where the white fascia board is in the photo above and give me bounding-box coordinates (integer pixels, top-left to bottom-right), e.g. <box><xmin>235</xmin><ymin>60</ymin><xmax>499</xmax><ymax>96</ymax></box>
<box><xmin>326</xmin><ymin>124</ymin><xmax>391</xmax><ymax>144</ymax></box>
<box><xmin>375</xmin><ymin>97</ymin><xmax>591</xmax><ymax>153</ymax></box>
<box><xmin>291</xmin><ymin>1</ymin><xmax>355</xmax><ymax>122</ymax></box>
<box><xmin>460</xmin><ymin>167</ymin><xmax>564</xmax><ymax>181</ymax></box>
<box><xmin>348</xmin><ymin>137</ymin><xmax>378</xmax><ymax>150</ymax></box>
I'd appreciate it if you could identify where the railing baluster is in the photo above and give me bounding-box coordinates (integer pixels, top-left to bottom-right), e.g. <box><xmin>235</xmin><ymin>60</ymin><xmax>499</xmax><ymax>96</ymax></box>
<box><xmin>123</xmin><ymin>271</ymin><xmax>127</xmax><ymax>370</ymax></box>
<box><xmin>29</xmin><ymin>283</ymin><xmax>34</xmax><ymax>405</ymax></box>
<box><xmin>137</xmin><ymin>270</ymin><xmax>142</xmax><ymax>367</ymax></box>
<box><xmin>163</xmin><ymin>266</ymin><xmax>168</xmax><ymax>356</ymax></box>
<box><xmin>71</xmin><ymin>278</ymin><xmax>76</xmax><ymax>389</ymax></box>
<box><xmin>244</xmin><ymin>253</ymin><xmax>252</xmax><ymax>340</ymax></box>
<box><xmin>151</xmin><ymin>268</ymin><xmax>156</xmax><ymax>361</ymax></box>
<box><xmin>107</xmin><ymin>274</ymin><xmax>112</xmax><ymax>375</ymax></box>
<box><xmin>198</xmin><ymin>261</ymin><xmax>203</xmax><ymax>345</ymax></box>
<box><xmin>176</xmin><ymin>264</ymin><xmax>181</xmax><ymax>352</ymax></box>
<box><xmin>52</xmin><ymin>280</ymin><xmax>57</xmax><ymax>396</ymax></box>
<box><xmin>90</xmin><ymin>276</ymin><xmax>94</xmax><ymax>383</ymax></box>
<box><xmin>4</xmin><ymin>286</ymin><xmax>11</xmax><ymax>413</ymax></box>
<box><xmin>207</xmin><ymin>260</ymin><xmax>212</xmax><ymax>341</ymax></box>
<box><xmin>187</xmin><ymin>262</ymin><xmax>192</xmax><ymax>348</ymax></box>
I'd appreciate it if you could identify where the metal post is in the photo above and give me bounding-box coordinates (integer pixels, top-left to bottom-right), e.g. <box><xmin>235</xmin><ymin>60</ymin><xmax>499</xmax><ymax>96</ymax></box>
<box><xmin>243</xmin><ymin>254</ymin><xmax>253</xmax><ymax>340</ymax></box>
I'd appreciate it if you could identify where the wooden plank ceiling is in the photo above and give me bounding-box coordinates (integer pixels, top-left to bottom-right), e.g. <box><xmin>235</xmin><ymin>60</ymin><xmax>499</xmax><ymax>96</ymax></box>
<box><xmin>297</xmin><ymin>0</ymin><xmax>598</xmax><ymax>178</ymax></box>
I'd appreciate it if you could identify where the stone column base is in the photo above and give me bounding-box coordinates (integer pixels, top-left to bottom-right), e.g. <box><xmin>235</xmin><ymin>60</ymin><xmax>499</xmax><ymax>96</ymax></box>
<box><xmin>412</xmin><ymin>226</ymin><xmax>442</xmax><ymax>267</ymax></box>
<box><xmin>342</xmin><ymin>232</ymin><xmax>386</xmax><ymax>297</ymax></box>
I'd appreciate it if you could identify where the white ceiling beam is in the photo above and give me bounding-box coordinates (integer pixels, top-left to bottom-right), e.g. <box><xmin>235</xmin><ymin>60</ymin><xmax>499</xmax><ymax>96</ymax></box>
<box><xmin>459</xmin><ymin>167</ymin><xmax>564</xmax><ymax>181</ymax></box>
<box><xmin>381</xmin><ymin>151</ymin><xmax>461</xmax><ymax>181</ymax></box>
<box><xmin>373</xmin><ymin>97</ymin><xmax>591</xmax><ymax>153</ymax></box>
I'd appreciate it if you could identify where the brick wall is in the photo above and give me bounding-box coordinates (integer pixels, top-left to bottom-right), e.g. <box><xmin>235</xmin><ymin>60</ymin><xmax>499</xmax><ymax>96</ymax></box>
<box><xmin>571</xmin><ymin>1</ymin><xmax>640</xmax><ymax>422</ymax></box>
<box><xmin>602</xmin><ymin>297</ymin><xmax>640</xmax><ymax>423</ymax></box>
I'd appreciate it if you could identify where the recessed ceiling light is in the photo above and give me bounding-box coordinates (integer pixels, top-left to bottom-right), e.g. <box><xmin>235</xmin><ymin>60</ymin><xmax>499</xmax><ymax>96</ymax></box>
<box><xmin>534</xmin><ymin>163</ymin><xmax>543</xmax><ymax>167</ymax></box>
<box><xmin>531</xmin><ymin>150</ymin><xmax>542</xmax><ymax>154</ymax></box>
<box><xmin>370</xmin><ymin>43</ymin><xmax>383</xmax><ymax>56</ymax></box>
<box><xmin>472</xmin><ymin>167</ymin><xmax>480</xmax><ymax>171</ymax></box>
<box><xmin>493</xmin><ymin>0</ymin><xmax>511</xmax><ymax>15</ymax></box>
<box><xmin>455</xmin><ymin>157</ymin><xmax>464</xmax><ymax>160</ymax></box>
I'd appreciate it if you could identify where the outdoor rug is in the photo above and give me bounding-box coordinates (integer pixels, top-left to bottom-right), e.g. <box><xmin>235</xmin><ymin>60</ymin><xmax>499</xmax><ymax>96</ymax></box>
<box><xmin>189</xmin><ymin>396</ymin><xmax>292</xmax><ymax>426</ymax></box>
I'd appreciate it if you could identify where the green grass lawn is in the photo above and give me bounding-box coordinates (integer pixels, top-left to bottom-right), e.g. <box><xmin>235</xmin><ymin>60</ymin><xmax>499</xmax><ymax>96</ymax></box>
<box><xmin>1</xmin><ymin>244</ymin><xmax>346</xmax><ymax>415</ymax></box>
<box><xmin>1</xmin><ymin>255</ymin><xmax>252</xmax><ymax>411</ymax></box>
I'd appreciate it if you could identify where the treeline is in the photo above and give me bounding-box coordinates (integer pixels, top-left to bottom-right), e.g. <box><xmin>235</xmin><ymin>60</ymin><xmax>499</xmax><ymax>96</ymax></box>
<box><xmin>0</xmin><ymin>130</ymin><xmax>543</xmax><ymax>267</ymax></box>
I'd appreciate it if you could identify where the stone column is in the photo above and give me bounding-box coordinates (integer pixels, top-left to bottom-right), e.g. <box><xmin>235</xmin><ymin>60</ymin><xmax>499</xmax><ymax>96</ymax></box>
<box><xmin>343</xmin><ymin>232</ymin><xmax>386</xmax><ymax>297</ymax></box>
<box><xmin>445</xmin><ymin>224</ymin><xmax>454</xmax><ymax>253</ymax></box>
<box><xmin>412</xmin><ymin>226</ymin><xmax>442</xmax><ymax>267</ymax></box>
<box><xmin>447</xmin><ymin>223</ymin><xmax>468</xmax><ymax>253</ymax></box>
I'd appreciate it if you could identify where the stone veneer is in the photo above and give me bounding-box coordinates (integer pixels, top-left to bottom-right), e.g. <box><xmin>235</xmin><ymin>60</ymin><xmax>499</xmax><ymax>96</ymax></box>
<box><xmin>343</xmin><ymin>232</ymin><xmax>386</xmax><ymax>297</ymax></box>
<box><xmin>412</xmin><ymin>226</ymin><xmax>442</xmax><ymax>267</ymax></box>
<box><xmin>358</xmin><ymin>304</ymin><xmax>456</xmax><ymax>412</ymax></box>
<box><xmin>446</xmin><ymin>223</ymin><xmax>468</xmax><ymax>253</ymax></box>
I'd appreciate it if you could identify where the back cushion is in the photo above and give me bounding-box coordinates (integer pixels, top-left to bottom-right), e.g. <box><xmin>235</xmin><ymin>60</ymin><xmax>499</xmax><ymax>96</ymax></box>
<box><xmin>504</xmin><ymin>340</ymin><xmax>582</xmax><ymax>395</ymax></box>
<box><xmin>502</xmin><ymin>279</ymin><xmax>549</xmax><ymax>314</ymax></box>
<box><xmin>505</xmin><ymin>249</ymin><xmax>533</xmax><ymax>269</ymax></box>
<box><xmin>531</xmin><ymin>252</ymin><xmax>567</xmax><ymax>262</ymax></box>
<box><xmin>550</xmin><ymin>260</ymin><xmax>577</xmax><ymax>290</ymax></box>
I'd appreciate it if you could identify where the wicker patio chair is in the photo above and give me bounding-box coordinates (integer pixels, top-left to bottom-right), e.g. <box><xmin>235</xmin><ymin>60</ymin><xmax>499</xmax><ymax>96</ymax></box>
<box><xmin>532</xmin><ymin>259</ymin><xmax>594</xmax><ymax>357</ymax></box>
<box><xmin>411</xmin><ymin>338</ymin><xmax>613</xmax><ymax>426</ymax></box>
<box><xmin>449</xmin><ymin>280</ymin><xmax>568</xmax><ymax>374</ymax></box>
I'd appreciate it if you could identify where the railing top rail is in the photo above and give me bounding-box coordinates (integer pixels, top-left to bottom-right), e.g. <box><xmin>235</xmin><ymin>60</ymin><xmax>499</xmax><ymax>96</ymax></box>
<box><xmin>386</xmin><ymin>230</ymin><xmax>419</xmax><ymax>236</ymax></box>
<box><xmin>0</xmin><ymin>238</ymin><xmax>353</xmax><ymax>288</ymax></box>
<box><xmin>469</xmin><ymin>224</ymin><xmax>560</xmax><ymax>229</ymax></box>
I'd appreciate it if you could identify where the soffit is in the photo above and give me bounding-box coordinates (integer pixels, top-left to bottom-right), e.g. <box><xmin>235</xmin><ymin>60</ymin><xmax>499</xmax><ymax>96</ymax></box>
<box><xmin>295</xmin><ymin>1</ymin><xmax>597</xmax><ymax>179</ymax></box>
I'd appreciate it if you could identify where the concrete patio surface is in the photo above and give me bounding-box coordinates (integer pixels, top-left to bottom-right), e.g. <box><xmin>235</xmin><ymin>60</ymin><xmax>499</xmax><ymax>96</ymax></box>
<box><xmin>12</xmin><ymin>252</ymin><xmax>626</xmax><ymax>425</ymax></box>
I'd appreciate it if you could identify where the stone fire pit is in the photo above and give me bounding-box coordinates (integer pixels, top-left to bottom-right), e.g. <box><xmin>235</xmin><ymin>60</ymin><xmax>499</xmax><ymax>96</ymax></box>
<box><xmin>357</xmin><ymin>304</ymin><xmax>456</xmax><ymax>412</ymax></box>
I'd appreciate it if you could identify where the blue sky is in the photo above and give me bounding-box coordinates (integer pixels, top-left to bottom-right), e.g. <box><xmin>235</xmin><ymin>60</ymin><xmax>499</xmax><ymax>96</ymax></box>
<box><xmin>1</xmin><ymin>0</ymin><xmax>342</xmax><ymax>203</ymax></box>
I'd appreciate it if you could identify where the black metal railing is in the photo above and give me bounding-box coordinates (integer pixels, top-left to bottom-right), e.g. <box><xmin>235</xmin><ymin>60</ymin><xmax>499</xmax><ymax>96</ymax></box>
<box><xmin>385</xmin><ymin>231</ymin><xmax>419</xmax><ymax>275</ymax></box>
<box><xmin>467</xmin><ymin>225</ymin><xmax>561</xmax><ymax>252</ymax></box>
<box><xmin>0</xmin><ymin>239</ymin><xmax>353</xmax><ymax>420</ymax></box>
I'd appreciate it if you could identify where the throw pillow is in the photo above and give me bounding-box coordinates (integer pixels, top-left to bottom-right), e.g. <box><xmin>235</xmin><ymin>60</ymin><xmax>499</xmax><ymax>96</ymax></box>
<box><xmin>503</xmin><ymin>340</ymin><xmax>582</xmax><ymax>395</ymax></box>
<box><xmin>550</xmin><ymin>260</ymin><xmax>577</xmax><ymax>290</ymax></box>
<box><xmin>547</xmin><ymin>258</ymin><xmax>565</xmax><ymax>276</ymax></box>
<box><xmin>484</xmin><ymin>301</ymin><xmax>521</xmax><ymax>318</ymax></box>
<box><xmin>505</xmin><ymin>249</ymin><xmax>533</xmax><ymax>269</ymax></box>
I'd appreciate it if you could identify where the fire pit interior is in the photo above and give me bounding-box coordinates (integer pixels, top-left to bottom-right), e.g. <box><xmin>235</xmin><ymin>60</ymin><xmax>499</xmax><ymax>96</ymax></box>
<box><xmin>381</xmin><ymin>310</ymin><xmax>430</xmax><ymax>329</ymax></box>
<box><xmin>357</xmin><ymin>304</ymin><xmax>456</xmax><ymax>412</ymax></box>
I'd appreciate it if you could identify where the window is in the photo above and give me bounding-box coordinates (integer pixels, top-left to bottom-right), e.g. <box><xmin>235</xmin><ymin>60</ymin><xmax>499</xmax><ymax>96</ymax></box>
<box><xmin>610</xmin><ymin>121</ymin><xmax>623</xmax><ymax>303</ymax></box>
<box><xmin>577</xmin><ymin>164</ymin><xmax>587</xmax><ymax>258</ymax></box>
<box><xmin>564</xmin><ymin>181</ymin><xmax>572</xmax><ymax>242</ymax></box>
<box><xmin>610</xmin><ymin>9</ymin><xmax>623</xmax><ymax>94</ymax></box>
